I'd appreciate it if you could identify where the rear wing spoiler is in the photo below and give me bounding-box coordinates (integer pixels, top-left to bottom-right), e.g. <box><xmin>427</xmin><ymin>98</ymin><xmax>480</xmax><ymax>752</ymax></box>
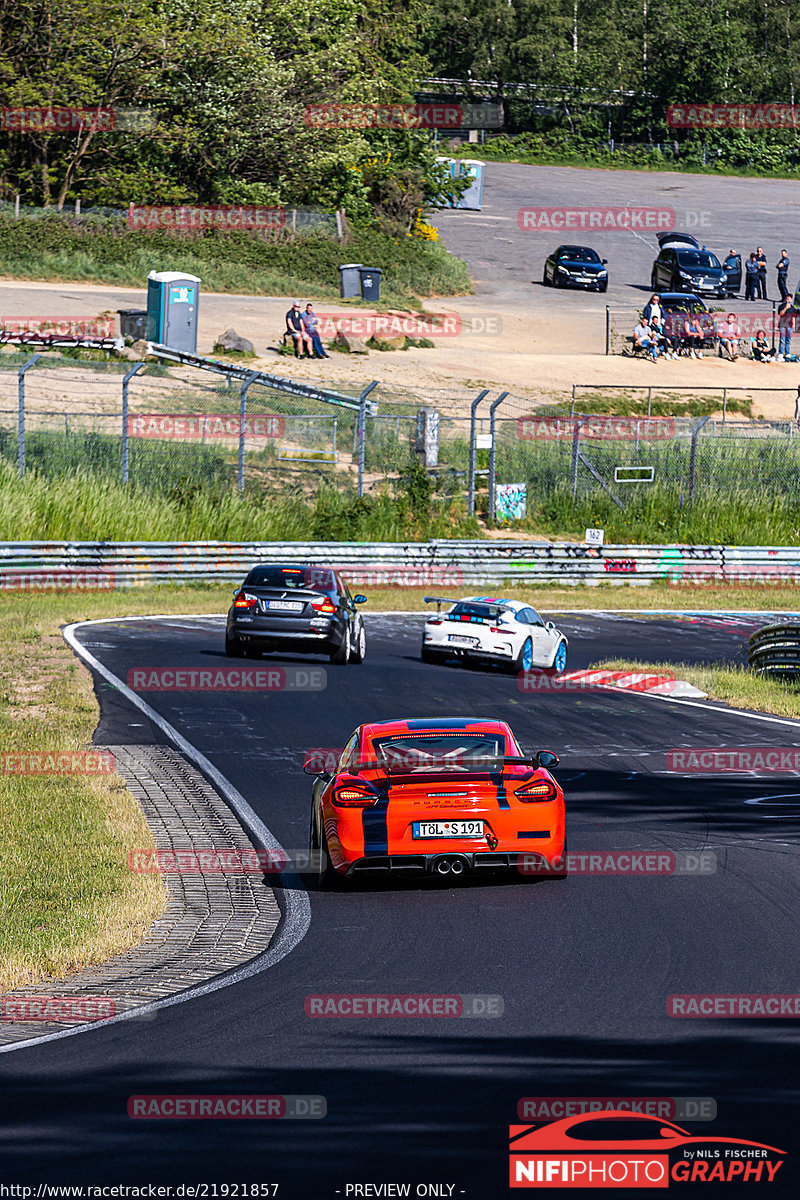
<box><xmin>353</xmin><ymin>754</ymin><xmax>541</xmax><ymax>774</ymax></box>
<box><xmin>424</xmin><ymin>595</ymin><xmax>459</xmax><ymax>613</ymax></box>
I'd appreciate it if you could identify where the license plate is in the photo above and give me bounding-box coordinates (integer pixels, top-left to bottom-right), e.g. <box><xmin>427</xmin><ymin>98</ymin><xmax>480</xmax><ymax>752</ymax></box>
<box><xmin>448</xmin><ymin>634</ymin><xmax>478</xmax><ymax>647</ymax></box>
<box><xmin>413</xmin><ymin>820</ymin><xmax>485</xmax><ymax>839</ymax></box>
<box><xmin>262</xmin><ymin>599</ymin><xmax>303</xmax><ymax>612</ymax></box>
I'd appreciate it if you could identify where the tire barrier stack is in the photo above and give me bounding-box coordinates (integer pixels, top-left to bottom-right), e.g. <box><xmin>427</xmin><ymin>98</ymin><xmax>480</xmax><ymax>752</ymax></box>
<box><xmin>748</xmin><ymin>624</ymin><xmax>800</xmax><ymax>678</ymax></box>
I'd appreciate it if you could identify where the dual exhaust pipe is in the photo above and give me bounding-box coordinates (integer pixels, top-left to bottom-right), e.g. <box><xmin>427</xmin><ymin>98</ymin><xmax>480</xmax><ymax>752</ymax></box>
<box><xmin>432</xmin><ymin>854</ymin><xmax>468</xmax><ymax>876</ymax></box>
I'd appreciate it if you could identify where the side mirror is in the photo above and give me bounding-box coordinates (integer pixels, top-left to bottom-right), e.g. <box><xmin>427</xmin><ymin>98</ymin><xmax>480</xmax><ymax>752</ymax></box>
<box><xmin>545</xmin><ymin>620</ymin><xmax>555</xmax><ymax>630</ymax></box>
<box><xmin>602</xmin><ymin>259</ymin><xmax>608</xmax><ymax>265</ymax></box>
<box><xmin>536</xmin><ymin>751</ymin><xmax>560</xmax><ymax>769</ymax></box>
<box><xmin>354</xmin><ymin>594</ymin><xmax>367</xmax><ymax>604</ymax></box>
<box><xmin>303</xmin><ymin>762</ymin><xmax>332</xmax><ymax>779</ymax></box>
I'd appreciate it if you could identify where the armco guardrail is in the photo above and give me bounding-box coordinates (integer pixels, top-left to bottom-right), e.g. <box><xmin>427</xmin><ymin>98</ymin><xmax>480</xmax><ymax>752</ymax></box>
<box><xmin>748</xmin><ymin>624</ymin><xmax>800</xmax><ymax>677</ymax></box>
<box><xmin>0</xmin><ymin>541</ymin><xmax>799</xmax><ymax>588</ymax></box>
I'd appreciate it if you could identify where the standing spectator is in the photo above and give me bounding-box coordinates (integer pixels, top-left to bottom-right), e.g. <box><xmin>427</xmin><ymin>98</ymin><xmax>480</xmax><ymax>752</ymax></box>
<box><xmin>745</xmin><ymin>253</ymin><xmax>759</xmax><ymax>301</ymax></box>
<box><xmin>776</xmin><ymin>249</ymin><xmax>791</xmax><ymax>302</ymax></box>
<box><xmin>285</xmin><ymin>301</ymin><xmax>313</xmax><ymax>358</ymax></box>
<box><xmin>643</xmin><ymin>293</ymin><xmax>663</xmax><ymax>327</ymax></box>
<box><xmin>755</xmin><ymin>245</ymin><xmax>768</xmax><ymax>299</ymax></box>
<box><xmin>633</xmin><ymin>317</ymin><xmax>659</xmax><ymax>361</ymax></box>
<box><xmin>777</xmin><ymin>295</ymin><xmax>795</xmax><ymax>361</ymax></box>
<box><xmin>302</xmin><ymin>303</ymin><xmax>330</xmax><ymax>359</ymax></box>
<box><xmin>717</xmin><ymin>313</ymin><xmax>740</xmax><ymax>361</ymax></box>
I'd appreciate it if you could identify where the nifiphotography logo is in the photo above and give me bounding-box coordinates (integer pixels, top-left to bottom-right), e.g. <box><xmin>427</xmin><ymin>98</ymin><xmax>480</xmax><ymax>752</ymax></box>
<box><xmin>509</xmin><ymin>1112</ymin><xmax>786</xmax><ymax>1187</ymax></box>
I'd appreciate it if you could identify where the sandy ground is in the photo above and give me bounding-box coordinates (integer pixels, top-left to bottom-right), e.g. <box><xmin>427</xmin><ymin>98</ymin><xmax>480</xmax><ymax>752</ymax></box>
<box><xmin>3</xmin><ymin>160</ymin><xmax>800</xmax><ymax>418</ymax></box>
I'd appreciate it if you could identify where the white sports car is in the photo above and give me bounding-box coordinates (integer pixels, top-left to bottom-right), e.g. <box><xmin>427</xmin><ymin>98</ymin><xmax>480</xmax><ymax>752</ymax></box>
<box><xmin>421</xmin><ymin>595</ymin><xmax>568</xmax><ymax>674</ymax></box>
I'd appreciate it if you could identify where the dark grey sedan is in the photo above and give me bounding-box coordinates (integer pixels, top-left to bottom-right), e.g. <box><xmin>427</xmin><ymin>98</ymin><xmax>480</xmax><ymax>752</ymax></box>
<box><xmin>225</xmin><ymin>564</ymin><xmax>366</xmax><ymax>664</ymax></box>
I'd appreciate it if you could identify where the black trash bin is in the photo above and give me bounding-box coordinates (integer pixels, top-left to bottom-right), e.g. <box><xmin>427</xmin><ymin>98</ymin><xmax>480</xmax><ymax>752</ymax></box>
<box><xmin>359</xmin><ymin>268</ymin><xmax>382</xmax><ymax>302</ymax></box>
<box><xmin>338</xmin><ymin>263</ymin><xmax>363</xmax><ymax>299</ymax></box>
<box><xmin>118</xmin><ymin>309</ymin><xmax>147</xmax><ymax>340</ymax></box>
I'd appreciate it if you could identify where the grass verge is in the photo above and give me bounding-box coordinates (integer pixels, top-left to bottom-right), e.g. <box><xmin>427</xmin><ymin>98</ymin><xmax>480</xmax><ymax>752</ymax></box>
<box><xmin>0</xmin><ymin>220</ymin><xmax>473</xmax><ymax>304</ymax></box>
<box><xmin>595</xmin><ymin>657</ymin><xmax>800</xmax><ymax>720</ymax></box>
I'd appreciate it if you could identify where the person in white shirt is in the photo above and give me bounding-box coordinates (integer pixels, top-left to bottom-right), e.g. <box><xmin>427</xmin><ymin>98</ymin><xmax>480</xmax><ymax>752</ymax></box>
<box><xmin>717</xmin><ymin>313</ymin><xmax>740</xmax><ymax>361</ymax></box>
<box><xmin>633</xmin><ymin>320</ymin><xmax>659</xmax><ymax>361</ymax></box>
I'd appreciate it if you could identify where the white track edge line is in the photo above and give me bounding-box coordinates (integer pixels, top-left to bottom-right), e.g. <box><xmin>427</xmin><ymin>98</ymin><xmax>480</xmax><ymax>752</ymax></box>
<box><xmin>0</xmin><ymin>616</ymin><xmax>312</xmax><ymax>1057</ymax></box>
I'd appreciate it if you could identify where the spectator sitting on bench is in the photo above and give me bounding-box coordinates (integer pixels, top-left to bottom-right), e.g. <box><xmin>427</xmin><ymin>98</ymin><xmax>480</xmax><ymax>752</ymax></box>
<box><xmin>633</xmin><ymin>318</ymin><xmax>659</xmax><ymax>361</ymax></box>
<box><xmin>681</xmin><ymin>313</ymin><xmax>704</xmax><ymax>358</ymax></box>
<box><xmin>717</xmin><ymin>313</ymin><xmax>740</xmax><ymax>361</ymax></box>
<box><xmin>752</xmin><ymin>329</ymin><xmax>776</xmax><ymax>362</ymax></box>
<box><xmin>302</xmin><ymin>303</ymin><xmax>329</xmax><ymax>359</ymax></box>
<box><xmin>285</xmin><ymin>301</ymin><xmax>314</xmax><ymax>358</ymax></box>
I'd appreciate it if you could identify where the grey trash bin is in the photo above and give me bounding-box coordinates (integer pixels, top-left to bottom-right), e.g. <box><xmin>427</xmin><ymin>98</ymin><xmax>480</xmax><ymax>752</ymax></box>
<box><xmin>118</xmin><ymin>309</ymin><xmax>147</xmax><ymax>340</ymax></box>
<box><xmin>360</xmin><ymin>268</ymin><xmax>382</xmax><ymax>302</ymax></box>
<box><xmin>338</xmin><ymin>263</ymin><xmax>363</xmax><ymax>299</ymax></box>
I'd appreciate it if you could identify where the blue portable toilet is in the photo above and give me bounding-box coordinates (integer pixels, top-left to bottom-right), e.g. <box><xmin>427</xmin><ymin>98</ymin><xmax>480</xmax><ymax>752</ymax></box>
<box><xmin>146</xmin><ymin>271</ymin><xmax>200</xmax><ymax>352</ymax></box>
<box><xmin>434</xmin><ymin>156</ymin><xmax>457</xmax><ymax>208</ymax></box>
<box><xmin>455</xmin><ymin>160</ymin><xmax>485</xmax><ymax>211</ymax></box>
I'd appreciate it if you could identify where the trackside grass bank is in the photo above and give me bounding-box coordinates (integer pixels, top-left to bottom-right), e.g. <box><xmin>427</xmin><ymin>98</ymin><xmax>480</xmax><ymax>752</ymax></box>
<box><xmin>2</xmin><ymin>581</ymin><xmax>797</xmax><ymax>990</ymax></box>
<box><xmin>596</xmin><ymin>658</ymin><xmax>800</xmax><ymax>720</ymax></box>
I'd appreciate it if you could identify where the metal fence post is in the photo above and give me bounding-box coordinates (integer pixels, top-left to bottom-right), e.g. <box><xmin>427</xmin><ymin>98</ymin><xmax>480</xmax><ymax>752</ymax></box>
<box><xmin>238</xmin><ymin>371</ymin><xmax>259</xmax><ymax>494</ymax></box>
<box><xmin>487</xmin><ymin>391</ymin><xmax>509</xmax><ymax>523</ymax></box>
<box><xmin>605</xmin><ymin>306</ymin><xmax>610</xmax><ymax>355</ymax></box>
<box><xmin>571</xmin><ymin>421</ymin><xmax>581</xmax><ymax>497</ymax></box>
<box><xmin>357</xmin><ymin>381</ymin><xmax>379</xmax><ymax>498</ymax></box>
<box><xmin>688</xmin><ymin>414</ymin><xmax>711</xmax><ymax>504</ymax></box>
<box><xmin>722</xmin><ymin>388</ymin><xmax>727</xmax><ymax>426</ymax></box>
<box><xmin>332</xmin><ymin>416</ymin><xmax>337</xmax><ymax>457</ymax></box>
<box><xmin>468</xmin><ymin>389</ymin><xmax>490</xmax><ymax>515</ymax></box>
<box><xmin>570</xmin><ymin>384</ymin><xmax>576</xmax><ymax>418</ymax></box>
<box><xmin>17</xmin><ymin>355</ymin><xmax>41</xmax><ymax>478</ymax></box>
<box><xmin>121</xmin><ymin>362</ymin><xmax>145</xmax><ymax>484</ymax></box>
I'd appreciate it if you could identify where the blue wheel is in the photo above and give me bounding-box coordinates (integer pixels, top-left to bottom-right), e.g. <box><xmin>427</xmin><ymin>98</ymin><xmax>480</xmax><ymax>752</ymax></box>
<box><xmin>553</xmin><ymin>641</ymin><xmax>567</xmax><ymax>673</ymax></box>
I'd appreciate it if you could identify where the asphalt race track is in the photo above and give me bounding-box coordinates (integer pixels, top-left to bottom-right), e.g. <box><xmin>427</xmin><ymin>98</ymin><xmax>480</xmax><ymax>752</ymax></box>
<box><xmin>1</xmin><ymin>610</ymin><xmax>799</xmax><ymax>1196</ymax></box>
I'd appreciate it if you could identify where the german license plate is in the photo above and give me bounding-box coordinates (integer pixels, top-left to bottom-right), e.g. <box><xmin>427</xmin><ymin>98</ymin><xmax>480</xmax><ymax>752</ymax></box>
<box><xmin>412</xmin><ymin>820</ymin><xmax>485</xmax><ymax>839</ymax></box>
<box><xmin>263</xmin><ymin>600</ymin><xmax>303</xmax><ymax>612</ymax></box>
<box><xmin>448</xmin><ymin>634</ymin><xmax>478</xmax><ymax>647</ymax></box>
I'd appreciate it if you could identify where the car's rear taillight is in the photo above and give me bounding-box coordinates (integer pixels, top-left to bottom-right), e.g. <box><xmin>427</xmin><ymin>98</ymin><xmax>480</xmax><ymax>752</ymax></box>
<box><xmin>234</xmin><ymin>592</ymin><xmax>258</xmax><ymax>609</ymax></box>
<box><xmin>490</xmin><ymin>626</ymin><xmax>503</xmax><ymax>633</ymax></box>
<box><xmin>311</xmin><ymin>598</ymin><xmax>337</xmax><ymax>614</ymax></box>
<box><xmin>427</xmin><ymin>618</ymin><xmax>443</xmax><ymax>626</ymax></box>
<box><xmin>515</xmin><ymin>778</ymin><xmax>556</xmax><ymax>802</ymax></box>
<box><xmin>332</xmin><ymin>786</ymin><xmax>377</xmax><ymax>808</ymax></box>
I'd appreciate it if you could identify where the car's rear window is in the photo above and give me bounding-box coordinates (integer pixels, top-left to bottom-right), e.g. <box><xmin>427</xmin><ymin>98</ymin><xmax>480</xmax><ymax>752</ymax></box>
<box><xmin>448</xmin><ymin>602</ymin><xmax>507</xmax><ymax>623</ymax></box>
<box><xmin>244</xmin><ymin>566</ymin><xmax>334</xmax><ymax>591</ymax></box>
<box><xmin>370</xmin><ymin>732</ymin><xmax>508</xmax><ymax>770</ymax></box>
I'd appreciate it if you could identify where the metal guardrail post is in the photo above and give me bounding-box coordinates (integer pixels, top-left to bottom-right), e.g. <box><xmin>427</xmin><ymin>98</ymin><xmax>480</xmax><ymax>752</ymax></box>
<box><xmin>357</xmin><ymin>381</ymin><xmax>379</xmax><ymax>498</ymax></box>
<box><xmin>17</xmin><ymin>354</ymin><xmax>41</xmax><ymax>478</ymax></box>
<box><xmin>487</xmin><ymin>391</ymin><xmax>509</xmax><ymax>523</ymax></box>
<box><xmin>688</xmin><ymin>414</ymin><xmax>712</xmax><ymax>504</ymax></box>
<box><xmin>238</xmin><ymin>371</ymin><xmax>259</xmax><ymax>495</ymax></box>
<box><xmin>121</xmin><ymin>362</ymin><xmax>145</xmax><ymax>485</ymax></box>
<box><xmin>468</xmin><ymin>388</ymin><xmax>490</xmax><ymax>515</ymax></box>
<box><xmin>570</xmin><ymin>421</ymin><xmax>581</xmax><ymax>496</ymax></box>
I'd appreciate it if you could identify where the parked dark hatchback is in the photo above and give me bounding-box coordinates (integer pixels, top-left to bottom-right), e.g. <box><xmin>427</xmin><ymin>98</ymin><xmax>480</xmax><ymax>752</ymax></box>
<box><xmin>225</xmin><ymin>564</ymin><xmax>367</xmax><ymax>664</ymax></box>
<box><xmin>543</xmin><ymin>245</ymin><xmax>608</xmax><ymax>292</ymax></box>
<box><xmin>651</xmin><ymin>232</ymin><xmax>728</xmax><ymax>298</ymax></box>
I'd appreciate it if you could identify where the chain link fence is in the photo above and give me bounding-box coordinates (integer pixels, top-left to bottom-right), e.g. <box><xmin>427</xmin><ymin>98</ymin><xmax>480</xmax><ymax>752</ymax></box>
<box><xmin>4</xmin><ymin>351</ymin><xmax>800</xmax><ymax>524</ymax></box>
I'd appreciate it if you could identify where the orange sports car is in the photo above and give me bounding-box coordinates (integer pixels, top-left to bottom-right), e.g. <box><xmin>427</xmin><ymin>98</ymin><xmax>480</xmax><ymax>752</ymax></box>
<box><xmin>305</xmin><ymin>717</ymin><xmax>566</xmax><ymax>887</ymax></box>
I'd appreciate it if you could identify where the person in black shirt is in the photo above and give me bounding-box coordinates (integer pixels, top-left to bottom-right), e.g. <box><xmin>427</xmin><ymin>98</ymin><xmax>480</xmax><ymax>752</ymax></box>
<box><xmin>744</xmin><ymin>253</ymin><xmax>759</xmax><ymax>301</ymax></box>
<box><xmin>755</xmin><ymin>246</ymin><xmax>768</xmax><ymax>299</ymax></box>
<box><xmin>285</xmin><ymin>301</ymin><xmax>313</xmax><ymax>357</ymax></box>
<box><xmin>777</xmin><ymin>250</ymin><xmax>790</xmax><ymax>302</ymax></box>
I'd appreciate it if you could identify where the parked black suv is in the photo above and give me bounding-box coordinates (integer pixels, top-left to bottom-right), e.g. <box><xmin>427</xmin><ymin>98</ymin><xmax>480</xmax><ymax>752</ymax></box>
<box><xmin>650</xmin><ymin>233</ymin><xmax>728</xmax><ymax>299</ymax></box>
<box><xmin>225</xmin><ymin>564</ymin><xmax>366</xmax><ymax>664</ymax></box>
